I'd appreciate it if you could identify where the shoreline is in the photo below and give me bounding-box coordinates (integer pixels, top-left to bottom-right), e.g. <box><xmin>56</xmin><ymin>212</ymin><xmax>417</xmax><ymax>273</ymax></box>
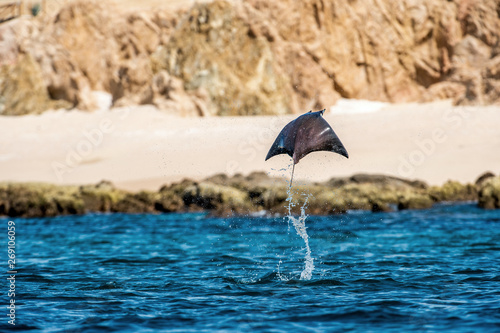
<box><xmin>0</xmin><ymin>171</ymin><xmax>498</xmax><ymax>218</ymax></box>
<box><xmin>1</xmin><ymin>100</ymin><xmax>500</xmax><ymax>192</ymax></box>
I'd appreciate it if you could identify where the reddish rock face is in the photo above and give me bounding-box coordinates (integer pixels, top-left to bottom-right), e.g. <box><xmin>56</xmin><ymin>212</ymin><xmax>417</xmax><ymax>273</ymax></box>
<box><xmin>1</xmin><ymin>0</ymin><xmax>500</xmax><ymax>115</ymax></box>
<box><xmin>247</xmin><ymin>0</ymin><xmax>500</xmax><ymax>106</ymax></box>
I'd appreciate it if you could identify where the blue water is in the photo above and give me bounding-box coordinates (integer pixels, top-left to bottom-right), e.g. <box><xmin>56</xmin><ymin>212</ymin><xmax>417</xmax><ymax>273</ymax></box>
<box><xmin>1</xmin><ymin>203</ymin><xmax>499</xmax><ymax>332</ymax></box>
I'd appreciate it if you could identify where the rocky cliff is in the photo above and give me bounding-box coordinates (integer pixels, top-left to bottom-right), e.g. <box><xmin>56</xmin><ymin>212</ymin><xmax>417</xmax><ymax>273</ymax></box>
<box><xmin>1</xmin><ymin>0</ymin><xmax>499</xmax><ymax>115</ymax></box>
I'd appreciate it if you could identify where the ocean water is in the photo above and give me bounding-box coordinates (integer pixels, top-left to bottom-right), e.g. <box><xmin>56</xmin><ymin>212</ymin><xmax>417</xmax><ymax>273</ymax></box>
<box><xmin>1</xmin><ymin>203</ymin><xmax>499</xmax><ymax>332</ymax></box>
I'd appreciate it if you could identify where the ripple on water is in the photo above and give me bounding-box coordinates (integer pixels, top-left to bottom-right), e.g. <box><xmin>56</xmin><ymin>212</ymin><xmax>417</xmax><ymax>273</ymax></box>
<box><xmin>3</xmin><ymin>204</ymin><xmax>499</xmax><ymax>332</ymax></box>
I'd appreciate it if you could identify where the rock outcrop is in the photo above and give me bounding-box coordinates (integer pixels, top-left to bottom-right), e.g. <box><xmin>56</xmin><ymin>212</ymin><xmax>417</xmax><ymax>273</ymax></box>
<box><xmin>152</xmin><ymin>1</ymin><xmax>292</xmax><ymax>116</ymax></box>
<box><xmin>477</xmin><ymin>176</ymin><xmax>500</xmax><ymax>209</ymax></box>
<box><xmin>427</xmin><ymin>180</ymin><xmax>477</xmax><ymax>202</ymax></box>
<box><xmin>248</xmin><ymin>0</ymin><xmax>500</xmax><ymax>106</ymax></box>
<box><xmin>0</xmin><ymin>53</ymin><xmax>71</xmax><ymax>115</ymax></box>
<box><xmin>1</xmin><ymin>0</ymin><xmax>500</xmax><ymax>115</ymax></box>
<box><xmin>0</xmin><ymin>1</ymin><xmax>188</xmax><ymax>113</ymax></box>
<box><xmin>1</xmin><ymin>172</ymin><xmax>495</xmax><ymax>218</ymax></box>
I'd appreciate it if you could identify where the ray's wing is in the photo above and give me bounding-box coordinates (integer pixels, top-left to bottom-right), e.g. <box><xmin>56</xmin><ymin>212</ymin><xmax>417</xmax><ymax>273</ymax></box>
<box><xmin>265</xmin><ymin>111</ymin><xmax>349</xmax><ymax>164</ymax></box>
<box><xmin>265</xmin><ymin>120</ymin><xmax>297</xmax><ymax>161</ymax></box>
<box><xmin>292</xmin><ymin>112</ymin><xmax>348</xmax><ymax>164</ymax></box>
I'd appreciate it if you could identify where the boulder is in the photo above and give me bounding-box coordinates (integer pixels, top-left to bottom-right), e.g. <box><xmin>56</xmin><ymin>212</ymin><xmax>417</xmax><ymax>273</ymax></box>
<box><xmin>155</xmin><ymin>188</ymin><xmax>184</xmax><ymax>213</ymax></box>
<box><xmin>0</xmin><ymin>183</ymin><xmax>84</xmax><ymax>217</ymax></box>
<box><xmin>258</xmin><ymin>185</ymin><xmax>292</xmax><ymax>214</ymax></box>
<box><xmin>427</xmin><ymin>180</ymin><xmax>477</xmax><ymax>202</ymax></box>
<box><xmin>308</xmin><ymin>190</ymin><xmax>348</xmax><ymax>215</ymax></box>
<box><xmin>112</xmin><ymin>191</ymin><xmax>157</xmax><ymax>213</ymax></box>
<box><xmin>475</xmin><ymin>171</ymin><xmax>496</xmax><ymax>187</ymax></box>
<box><xmin>181</xmin><ymin>181</ymin><xmax>254</xmax><ymax>216</ymax></box>
<box><xmin>79</xmin><ymin>181</ymin><xmax>125</xmax><ymax>213</ymax></box>
<box><xmin>397</xmin><ymin>193</ymin><xmax>434</xmax><ymax>210</ymax></box>
<box><xmin>478</xmin><ymin>176</ymin><xmax>500</xmax><ymax>209</ymax></box>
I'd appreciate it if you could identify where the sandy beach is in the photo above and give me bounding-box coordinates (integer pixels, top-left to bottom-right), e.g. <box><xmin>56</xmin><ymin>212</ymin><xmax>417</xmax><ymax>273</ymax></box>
<box><xmin>1</xmin><ymin>99</ymin><xmax>499</xmax><ymax>191</ymax></box>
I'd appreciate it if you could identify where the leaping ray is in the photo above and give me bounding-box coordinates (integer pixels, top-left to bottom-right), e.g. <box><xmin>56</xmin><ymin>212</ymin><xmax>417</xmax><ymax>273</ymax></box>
<box><xmin>265</xmin><ymin>109</ymin><xmax>348</xmax><ymax>186</ymax></box>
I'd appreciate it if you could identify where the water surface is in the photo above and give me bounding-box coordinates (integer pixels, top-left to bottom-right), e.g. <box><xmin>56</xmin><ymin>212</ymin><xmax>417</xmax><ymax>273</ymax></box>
<box><xmin>2</xmin><ymin>203</ymin><xmax>499</xmax><ymax>332</ymax></box>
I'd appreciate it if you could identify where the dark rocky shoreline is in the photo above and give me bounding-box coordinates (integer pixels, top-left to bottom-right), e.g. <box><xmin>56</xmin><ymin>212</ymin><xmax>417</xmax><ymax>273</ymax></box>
<box><xmin>0</xmin><ymin>172</ymin><xmax>498</xmax><ymax>218</ymax></box>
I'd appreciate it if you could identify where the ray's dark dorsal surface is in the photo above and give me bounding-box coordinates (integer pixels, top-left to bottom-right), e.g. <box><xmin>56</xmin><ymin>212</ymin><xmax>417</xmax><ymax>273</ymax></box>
<box><xmin>265</xmin><ymin>109</ymin><xmax>349</xmax><ymax>164</ymax></box>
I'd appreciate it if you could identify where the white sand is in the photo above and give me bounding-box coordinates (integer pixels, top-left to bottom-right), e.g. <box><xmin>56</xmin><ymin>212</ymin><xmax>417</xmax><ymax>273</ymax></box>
<box><xmin>1</xmin><ymin>100</ymin><xmax>499</xmax><ymax>191</ymax></box>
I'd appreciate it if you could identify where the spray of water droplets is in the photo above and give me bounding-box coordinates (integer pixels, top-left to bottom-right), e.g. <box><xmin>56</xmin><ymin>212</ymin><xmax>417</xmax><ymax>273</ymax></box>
<box><xmin>285</xmin><ymin>167</ymin><xmax>314</xmax><ymax>280</ymax></box>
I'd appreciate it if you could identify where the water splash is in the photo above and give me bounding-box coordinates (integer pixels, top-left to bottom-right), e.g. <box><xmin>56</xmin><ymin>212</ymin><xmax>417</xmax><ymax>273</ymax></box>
<box><xmin>285</xmin><ymin>166</ymin><xmax>314</xmax><ymax>280</ymax></box>
<box><xmin>287</xmin><ymin>196</ymin><xmax>314</xmax><ymax>280</ymax></box>
<box><xmin>276</xmin><ymin>260</ymin><xmax>291</xmax><ymax>282</ymax></box>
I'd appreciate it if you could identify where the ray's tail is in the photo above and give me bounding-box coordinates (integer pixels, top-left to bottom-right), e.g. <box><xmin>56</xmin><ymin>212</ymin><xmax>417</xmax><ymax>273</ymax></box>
<box><xmin>289</xmin><ymin>163</ymin><xmax>295</xmax><ymax>189</ymax></box>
